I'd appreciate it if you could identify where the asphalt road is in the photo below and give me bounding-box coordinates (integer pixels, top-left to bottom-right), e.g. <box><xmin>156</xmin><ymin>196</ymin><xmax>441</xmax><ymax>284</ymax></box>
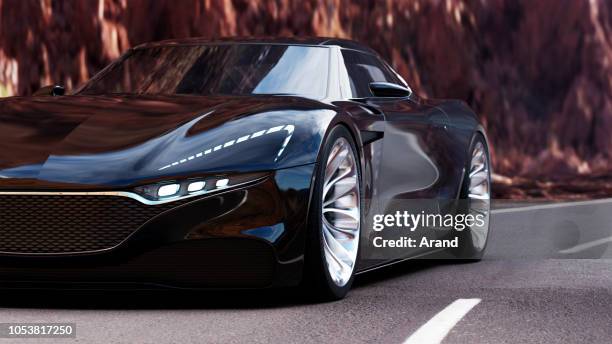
<box><xmin>1</xmin><ymin>199</ymin><xmax>611</xmax><ymax>343</ymax></box>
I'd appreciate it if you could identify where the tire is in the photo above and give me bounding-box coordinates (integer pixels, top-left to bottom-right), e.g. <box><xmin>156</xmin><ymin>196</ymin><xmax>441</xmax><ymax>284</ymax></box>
<box><xmin>453</xmin><ymin>133</ymin><xmax>491</xmax><ymax>260</ymax></box>
<box><xmin>302</xmin><ymin>125</ymin><xmax>362</xmax><ymax>301</ymax></box>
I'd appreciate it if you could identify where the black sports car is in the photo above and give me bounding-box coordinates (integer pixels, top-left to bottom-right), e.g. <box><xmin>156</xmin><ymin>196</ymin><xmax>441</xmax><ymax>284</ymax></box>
<box><xmin>0</xmin><ymin>38</ymin><xmax>490</xmax><ymax>299</ymax></box>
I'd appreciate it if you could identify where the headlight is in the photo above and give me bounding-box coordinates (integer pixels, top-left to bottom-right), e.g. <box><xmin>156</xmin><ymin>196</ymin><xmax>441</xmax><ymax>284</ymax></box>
<box><xmin>157</xmin><ymin>124</ymin><xmax>295</xmax><ymax>171</ymax></box>
<box><xmin>133</xmin><ymin>173</ymin><xmax>266</xmax><ymax>203</ymax></box>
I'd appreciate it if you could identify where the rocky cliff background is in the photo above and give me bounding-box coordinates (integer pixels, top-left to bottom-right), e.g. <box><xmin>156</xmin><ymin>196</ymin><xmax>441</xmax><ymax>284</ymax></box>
<box><xmin>0</xmin><ymin>0</ymin><xmax>611</xmax><ymax>199</ymax></box>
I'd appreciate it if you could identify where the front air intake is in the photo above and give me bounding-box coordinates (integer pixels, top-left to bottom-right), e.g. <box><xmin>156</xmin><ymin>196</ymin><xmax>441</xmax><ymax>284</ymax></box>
<box><xmin>0</xmin><ymin>194</ymin><xmax>188</xmax><ymax>254</ymax></box>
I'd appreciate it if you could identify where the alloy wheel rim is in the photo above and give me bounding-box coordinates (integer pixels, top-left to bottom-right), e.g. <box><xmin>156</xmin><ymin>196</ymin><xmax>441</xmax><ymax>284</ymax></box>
<box><xmin>467</xmin><ymin>141</ymin><xmax>491</xmax><ymax>251</ymax></box>
<box><xmin>321</xmin><ymin>137</ymin><xmax>360</xmax><ymax>287</ymax></box>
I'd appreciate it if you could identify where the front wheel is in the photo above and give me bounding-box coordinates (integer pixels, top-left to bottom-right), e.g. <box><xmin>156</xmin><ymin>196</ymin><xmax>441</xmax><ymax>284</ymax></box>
<box><xmin>302</xmin><ymin>125</ymin><xmax>362</xmax><ymax>300</ymax></box>
<box><xmin>453</xmin><ymin>134</ymin><xmax>491</xmax><ymax>260</ymax></box>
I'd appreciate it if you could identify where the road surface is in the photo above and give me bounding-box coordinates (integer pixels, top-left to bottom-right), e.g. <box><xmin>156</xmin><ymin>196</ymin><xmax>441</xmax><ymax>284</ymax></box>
<box><xmin>0</xmin><ymin>199</ymin><xmax>611</xmax><ymax>343</ymax></box>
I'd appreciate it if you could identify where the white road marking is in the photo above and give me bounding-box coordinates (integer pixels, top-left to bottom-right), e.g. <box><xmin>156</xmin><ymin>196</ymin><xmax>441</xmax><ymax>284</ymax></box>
<box><xmin>492</xmin><ymin>198</ymin><xmax>612</xmax><ymax>214</ymax></box>
<box><xmin>558</xmin><ymin>235</ymin><xmax>612</xmax><ymax>254</ymax></box>
<box><xmin>403</xmin><ymin>298</ymin><xmax>481</xmax><ymax>344</ymax></box>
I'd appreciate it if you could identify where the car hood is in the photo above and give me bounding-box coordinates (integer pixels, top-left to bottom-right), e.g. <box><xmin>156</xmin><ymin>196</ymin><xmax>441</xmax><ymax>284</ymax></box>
<box><xmin>0</xmin><ymin>94</ymin><xmax>335</xmax><ymax>189</ymax></box>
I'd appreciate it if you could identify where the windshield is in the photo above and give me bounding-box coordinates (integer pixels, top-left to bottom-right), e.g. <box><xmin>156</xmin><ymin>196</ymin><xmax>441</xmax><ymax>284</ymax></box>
<box><xmin>78</xmin><ymin>44</ymin><xmax>330</xmax><ymax>98</ymax></box>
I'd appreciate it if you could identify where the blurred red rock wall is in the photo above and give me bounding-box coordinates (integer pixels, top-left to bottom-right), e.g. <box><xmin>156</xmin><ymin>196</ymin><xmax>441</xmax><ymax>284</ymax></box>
<box><xmin>1</xmin><ymin>0</ymin><xmax>611</xmax><ymax>194</ymax></box>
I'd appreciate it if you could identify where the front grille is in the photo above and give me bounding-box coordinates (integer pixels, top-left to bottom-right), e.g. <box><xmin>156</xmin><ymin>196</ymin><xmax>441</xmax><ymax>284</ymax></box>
<box><xmin>0</xmin><ymin>194</ymin><xmax>185</xmax><ymax>254</ymax></box>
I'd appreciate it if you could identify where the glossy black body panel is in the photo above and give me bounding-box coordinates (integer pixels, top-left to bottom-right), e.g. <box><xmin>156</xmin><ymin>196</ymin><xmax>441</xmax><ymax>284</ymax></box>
<box><xmin>0</xmin><ymin>94</ymin><xmax>333</xmax><ymax>188</ymax></box>
<box><xmin>0</xmin><ymin>38</ymin><xmax>485</xmax><ymax>288</ymax></box>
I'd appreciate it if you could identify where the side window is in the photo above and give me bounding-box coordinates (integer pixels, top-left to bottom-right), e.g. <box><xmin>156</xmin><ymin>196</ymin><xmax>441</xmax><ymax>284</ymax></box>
<box><xmin>340</xmin><ymin>50</ymin><xmax>398</xmax><ymax>98</ymax></box>
<box><xmin>385</xmin><ymin>62</ymin><xmax>409</xmax><ymax>88</ymax></box>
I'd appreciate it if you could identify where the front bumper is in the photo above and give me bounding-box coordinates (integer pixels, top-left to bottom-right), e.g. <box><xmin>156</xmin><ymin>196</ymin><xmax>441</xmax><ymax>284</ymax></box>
<box><xmin>0</xmin><ymin>164</ymin><xmax>315</xmax><ymax>289</ymax></box>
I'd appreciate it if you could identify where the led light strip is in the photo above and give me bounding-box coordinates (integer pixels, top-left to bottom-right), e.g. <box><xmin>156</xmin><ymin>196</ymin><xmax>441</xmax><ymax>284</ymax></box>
<box><xmin>158</xmin><ymin>124</ymin><xmax>295</xmax><ymax>171</ymax></box>
<box><xmin>0</xmin><ymin>176</ymin><xmax>266</xmax><ymax>206</ymax></box>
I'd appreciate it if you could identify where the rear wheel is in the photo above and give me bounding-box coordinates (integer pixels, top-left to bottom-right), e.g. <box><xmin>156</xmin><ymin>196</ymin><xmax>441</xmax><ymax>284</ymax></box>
<box><xmin>302</xmin><ymin>125</ymin><xmax>361</xmax><ymax>300</ymax></box>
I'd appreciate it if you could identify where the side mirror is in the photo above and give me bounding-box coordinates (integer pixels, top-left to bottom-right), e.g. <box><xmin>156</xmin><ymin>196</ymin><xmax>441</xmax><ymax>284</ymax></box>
<box><xmin>33</xmin><ymin>85</ymin><xmax>65</xmax><ymax>97</ymax></box>
<box><xmin>369</xmin><ymin>82</ymin><xmax>412</xmax><ymax>98</ymax></box>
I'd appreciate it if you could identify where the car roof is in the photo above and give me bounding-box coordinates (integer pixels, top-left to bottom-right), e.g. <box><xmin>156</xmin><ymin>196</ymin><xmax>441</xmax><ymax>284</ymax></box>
<box><xmin>133</xmin><ymin>37</ymin><xmax>378</xmax><ymax>55</ymax></box>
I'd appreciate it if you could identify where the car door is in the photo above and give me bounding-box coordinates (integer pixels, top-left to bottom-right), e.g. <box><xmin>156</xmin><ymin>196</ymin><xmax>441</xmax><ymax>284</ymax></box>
<box><xmin>339</xmin><ymin>49</ymin><xmax>452</xmax><ymax>260</ymax></box>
